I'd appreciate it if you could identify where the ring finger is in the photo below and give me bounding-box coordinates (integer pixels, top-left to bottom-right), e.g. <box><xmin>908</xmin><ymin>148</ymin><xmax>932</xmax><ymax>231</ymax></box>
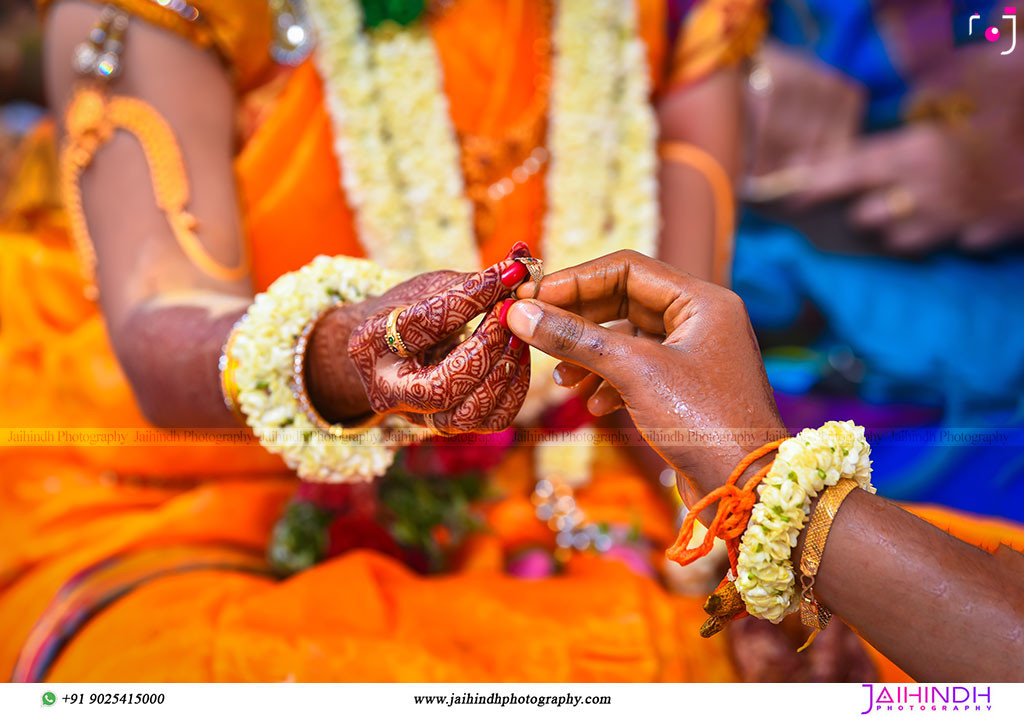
<box><xmin>399</xmin><ymin>302</ymin><xmax>511</xmax><ymax>412</ymax></box>
<box><xmin>431</xmin><ymin>337</ymin><xmax>523</xmax><ymax>433</ymax></box>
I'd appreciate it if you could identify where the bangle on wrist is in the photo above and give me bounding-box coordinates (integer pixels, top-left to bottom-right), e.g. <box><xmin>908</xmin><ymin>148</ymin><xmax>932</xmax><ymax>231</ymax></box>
<box><xmin>225</xmin><ymin>255</ymin><xmax>402</xmax><ymax>483</ymax></box>
<box><xmin>798</xmin><ymin>477</ymin><xmax>859</xmax><ymax>632</ymax></box>
<box><xmin>292</xmin><ymin>307</ymin><xmax>384</xmax><ymax>437</ymax></box>
<box><xmin>735</xmin><ymin>421</ymin><xmax>874</xmax><ymax>623</ymax></box>
<box><xmin>218</xmin><ymin>321</ymin><xmax>246</xmax><ymax>425</ymax></box>
<box><xmin>666</xmin><ymin>421</ymin><xmax>875</xmax><ymax>637</ymax></box>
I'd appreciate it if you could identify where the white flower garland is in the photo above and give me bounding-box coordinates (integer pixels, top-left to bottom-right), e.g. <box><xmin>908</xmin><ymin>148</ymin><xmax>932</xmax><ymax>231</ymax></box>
<box><xmin>605</xmin><ymin>0</ymin><xmax>659</xmax><ymax>256</ymax></box>
<box><xmin>305</xmin><ymin>0</ymin><xmax>479</xmax><ymax>275</ymax></box>
<box><xmin>543</xmin><ymin>0</ymin><xmax>659</xmax><ymax>271</ymax></box>
<box><xmin>300</xmin><ymin>1</ymin><xmax>659</xmax><ymax>487</ymax></box>
<box><xmin>231</xmin><ymin>255</ymin><xmax>402</xmax><ymax>483</ymax></box>
<box><xmin>307</xmin><ymin>0</ymin><xmax>658</xmax><ymax>276</ymax></box>
<box><xmin>735</xmin><ymin>421</ymin><xmax>874</xmax><ymax>622</ymax></box>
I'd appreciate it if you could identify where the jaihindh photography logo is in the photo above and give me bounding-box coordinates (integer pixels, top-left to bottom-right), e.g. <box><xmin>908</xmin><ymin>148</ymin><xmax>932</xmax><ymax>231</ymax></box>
<box><xmin>860</xmin><ymin>684</ymin><xmax>993</xmax><ymax>713</ymax></box>
<box><xmin>955</xmin><ymin>2</ymin><xmax>1017</xmax><ymax>54</ymax></box>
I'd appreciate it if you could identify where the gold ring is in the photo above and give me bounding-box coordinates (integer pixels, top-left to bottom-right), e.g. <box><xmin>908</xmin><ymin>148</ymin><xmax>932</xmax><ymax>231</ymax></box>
<box><xmin>385</xmin><ymin>306</ymin><xmax>413</xmax><ymax>358</ymax></box>
<box><xmin>885</xmin><ymin>187</ymin><xmax>916</xmax><ymax>221</ymax></box>
<box><xmin>424</xmin><ymin>412</ymin><xmax>446</xmax><ymax>436</ymax></box>
<box><xmin>515</xmin><ymin>256</ymin><xmax>545</xmax><ymax>296</ymax></box>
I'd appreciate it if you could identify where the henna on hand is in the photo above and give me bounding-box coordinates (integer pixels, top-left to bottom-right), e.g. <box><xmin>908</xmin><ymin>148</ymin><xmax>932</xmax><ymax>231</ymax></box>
<box><xmin>477</xmin><ymin>346</ymin><xmax>531</xmax><ymax>432</ymax></box>
<box><xmin>345</xmin><ymin>257</ymin><xmax>531</xmax><ymax>434</ymax></box>
<box><xmin>364</xmin><ymin>299</ymin><xmax>513</xmax><ymax>414</ymax></box>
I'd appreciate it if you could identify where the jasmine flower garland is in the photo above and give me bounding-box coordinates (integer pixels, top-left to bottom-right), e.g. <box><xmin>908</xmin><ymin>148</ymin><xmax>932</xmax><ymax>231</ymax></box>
<box><xmin>735</xmin><ymin>421</ymin><xmax>874</xmax><ymax>622</ymax></box>
<box><xmin>543</xmin><ymin>0</ymin><xmax>659</xmax><ymax>271</ymax></box>
<box><xmin>231</xmin><ymin>255</ymin><xmax>402</xmax><ymax>483</ymax></box>
<box><xmin>306</xmin><ymin>0</ymin><xmax>479</xmax><ymax>274</ymax></box>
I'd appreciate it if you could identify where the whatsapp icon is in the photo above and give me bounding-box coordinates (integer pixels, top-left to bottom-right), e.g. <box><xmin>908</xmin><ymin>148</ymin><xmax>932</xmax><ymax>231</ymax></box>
<box><xmin>42</xmin><ymin>692</ymin><xmax>56</xmax><ymax>706</ymax></box>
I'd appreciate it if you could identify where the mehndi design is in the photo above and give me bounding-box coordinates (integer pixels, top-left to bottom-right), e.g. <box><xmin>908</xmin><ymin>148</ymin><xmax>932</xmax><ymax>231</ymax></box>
<box><xmin>348</xmin><ymin>246</ymin><xmax>535</xmax><ymax>434</ymax></box>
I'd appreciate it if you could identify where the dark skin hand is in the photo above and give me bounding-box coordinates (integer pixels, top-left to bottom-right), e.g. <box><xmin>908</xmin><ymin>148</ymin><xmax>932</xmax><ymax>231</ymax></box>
<box><xmin>511</xmin><ymin>250</ymin><xmax>784</xmax><ymax>497</ymax></box>
<box><xmin>748</xmin><ymin>40</ymin><xmax>1024</xmax><ymax>252</ymax></box>
<box><xmin>747</xmin><ymin>42</ymin><xmax>865</xmax><ymax>179</ymax></box>
<box><xmin>508</xmin><ymin>250</ymin><xmax>1024</xmax><ymax>682</ymax></box>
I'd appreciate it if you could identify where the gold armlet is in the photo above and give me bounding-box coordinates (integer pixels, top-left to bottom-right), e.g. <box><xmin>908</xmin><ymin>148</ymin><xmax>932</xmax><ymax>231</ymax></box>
<box><xmin>658</xmin><ymin>141</ymin><xmax>735</xmax><ymax>287</ymax></box>
<box><xmin>61</xmin><ymin>86</ymin><xmax>249</xmax><ymax>297</ymax></box>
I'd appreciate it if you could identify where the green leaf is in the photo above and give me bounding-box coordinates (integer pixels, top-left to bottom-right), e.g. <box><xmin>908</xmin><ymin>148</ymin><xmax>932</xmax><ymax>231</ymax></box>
<box><xmin>267</xmin><ymin>500</ymin><xmax>333</xmax><ymax>577</ymax></box>
<box><xmin>361</xmin><ymin>0</ymin><xmax>426</xmax><ymax>28</ymax></box>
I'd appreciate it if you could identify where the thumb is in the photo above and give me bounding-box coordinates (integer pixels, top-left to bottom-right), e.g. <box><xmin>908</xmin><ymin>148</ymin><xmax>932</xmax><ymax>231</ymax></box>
<box><xmin>506</xmin><ymin>299</ymin><xmax>635</xmax><ymax>381</ymax></box>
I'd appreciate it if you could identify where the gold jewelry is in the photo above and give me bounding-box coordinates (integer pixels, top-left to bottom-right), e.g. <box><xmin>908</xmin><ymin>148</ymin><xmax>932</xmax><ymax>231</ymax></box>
<box><xmin>423</xmin><ymin>412</ymin><xmax>445</xmax><ymax>436</ymax></box>
<box><xmin>514</xmin><ymin>256</ymin><xmax>544</xmax><ymax>295</ymax></box>
<box><xmin>384</xmin><ymin>306</ymin><xmax>413</xmax><ymax>358</ymax></box>
<box><xmin>71</xmin><ymin>5</ymin><xmax>130</xmax><ymax>81</ymax></box>
<box><xmin>799</xmin><ymin>478</ymin><xmax>859</xmax><ymax>631</ymax></box>
<box><xmin>218</xmin><ymin>321</ymin><xmax>246</xmax><ymax>425</ymax></box>
<box><xmin>62</xmin><ymin>87</ymin><xmax>249</xmax><ymax>298</ymax></box>
<box><xmin>291</xmin><ymin>308</ymin><xmax>385</xmax><ymax>437</ymax></box>
<box><xmin>885</xmin><ymin>186</ymin><xmax>916</xmax><ymax>221</ymax></box>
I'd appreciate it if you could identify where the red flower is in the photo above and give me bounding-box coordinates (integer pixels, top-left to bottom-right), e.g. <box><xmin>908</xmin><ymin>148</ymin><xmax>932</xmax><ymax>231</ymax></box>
<box><xmin>540</xmin><ymin>394</ymin><xmax>592</xmax><ymax>431</ymax></box>
<box><xmin>402</xmin><ymin>429</ymin><xmax>514</xmax><ymax>477</ymax></box>
<box><xmin>296</xmin><ymin>481</ymin><xmax>378</xmax><ymax>514</ymax></box>
<box><xmin>325</xmin><ymin>514</ymin><xmax>405</xmax><ymax>561</ymax></box>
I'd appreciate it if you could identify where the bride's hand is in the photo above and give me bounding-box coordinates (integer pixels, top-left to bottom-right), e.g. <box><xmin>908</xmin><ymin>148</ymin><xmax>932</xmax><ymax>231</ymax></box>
<box><xmin>338</xmin><ymin>256</ymin><xmax>531</xmax><ymax>434</ymax></box>
<box><xmin>507</xmin><ymin>250</ymin><xmax>786</xmax><ymax>497</ymax></box>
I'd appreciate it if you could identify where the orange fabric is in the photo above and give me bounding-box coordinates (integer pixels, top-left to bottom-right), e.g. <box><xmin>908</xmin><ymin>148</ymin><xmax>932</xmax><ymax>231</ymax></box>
<box><xmin>670</xmin><ymin>0</ymin><xmax>767</xmax><ymax>89</ymax></box>
<box><xmin>904</xmin><ymin>504</ymin><xmax>1024</xmax><ymax>555</ymax></box>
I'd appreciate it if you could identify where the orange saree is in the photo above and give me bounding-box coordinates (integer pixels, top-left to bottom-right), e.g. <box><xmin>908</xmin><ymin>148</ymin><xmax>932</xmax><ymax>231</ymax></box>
<box><xmin>2</xmin><ymin>0</ymin><xmax>1021</xmax><ymax>683</ymax></box>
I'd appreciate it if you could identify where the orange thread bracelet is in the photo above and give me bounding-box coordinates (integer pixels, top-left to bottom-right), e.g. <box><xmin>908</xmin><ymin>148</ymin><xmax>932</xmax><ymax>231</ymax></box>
<box><xmin>666</xmin><ymin>439</ymin><xmax>785</xmax><ymax>573</ymax></box>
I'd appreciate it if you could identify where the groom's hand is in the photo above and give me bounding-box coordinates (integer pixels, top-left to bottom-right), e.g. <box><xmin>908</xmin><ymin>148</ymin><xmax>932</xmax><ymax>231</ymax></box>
<box><xmin>507</xmin><ymin>250</ymin><xmax>787</xmax><ymax>497</ymax></box>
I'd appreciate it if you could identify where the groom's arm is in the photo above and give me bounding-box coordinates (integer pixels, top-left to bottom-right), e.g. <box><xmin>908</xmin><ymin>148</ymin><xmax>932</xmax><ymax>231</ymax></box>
<box><xmin>805</xmin><ymin>489</ymin><xmax>1024</xmax><ymax>682</ymax></box>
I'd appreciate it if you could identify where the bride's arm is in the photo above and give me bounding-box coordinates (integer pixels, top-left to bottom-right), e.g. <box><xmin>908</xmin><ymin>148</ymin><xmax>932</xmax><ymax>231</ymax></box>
<box><xmin>657</xmin><ymin>66</ymin><xmax>744</xmax><ymax>284</ymax></box>
<box><xmin>45</xmin><ymin>3</ymin><xmax>392</xmax><ymax>428</ymax></box>
<box><xmin>45</xmin><ymin>3</ymin><xmax>254</xmax><ymax>426</ymax></box>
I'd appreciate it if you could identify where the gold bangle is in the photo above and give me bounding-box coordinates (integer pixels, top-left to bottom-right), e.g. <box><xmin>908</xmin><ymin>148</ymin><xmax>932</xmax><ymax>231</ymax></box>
<box><xmin>423</xmin><ymin>412</ymin><xmax>446</xmax><ymax>436</ymax></box>
<box><xmin>385</xmin><ymin>306</ymin><xmax>413</xmax><ymax>358</ymax></box>
<box><xmin>798</xmin><ymin>478</ymin><xmax>859</xmax><ymax>631</ymax></box>
<box><xmin>219</xmin><ymin>322</ymin><xmax>246</xmax><ymax>425</ymax></box>
<box><xmin>658</xmin><ymin>140</ymin><xmax>736</xmax><ymax>287</ymax></box>
<box><xmin>292</xmin><ymin>308</ymin><xmax>384</xmax><ymax>437</ymax></box>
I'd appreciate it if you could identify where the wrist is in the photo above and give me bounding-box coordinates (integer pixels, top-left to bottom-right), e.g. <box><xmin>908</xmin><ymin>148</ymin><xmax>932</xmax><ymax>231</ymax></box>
<box><xmin>306</xmin><ymin>300</ymin><xmax>379</xmax><ymax>423</ymax></box>
<box><xmin>693</xmin><ymin>421</ymin><xmax>791</xmax><ymax>495</ymax></box>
